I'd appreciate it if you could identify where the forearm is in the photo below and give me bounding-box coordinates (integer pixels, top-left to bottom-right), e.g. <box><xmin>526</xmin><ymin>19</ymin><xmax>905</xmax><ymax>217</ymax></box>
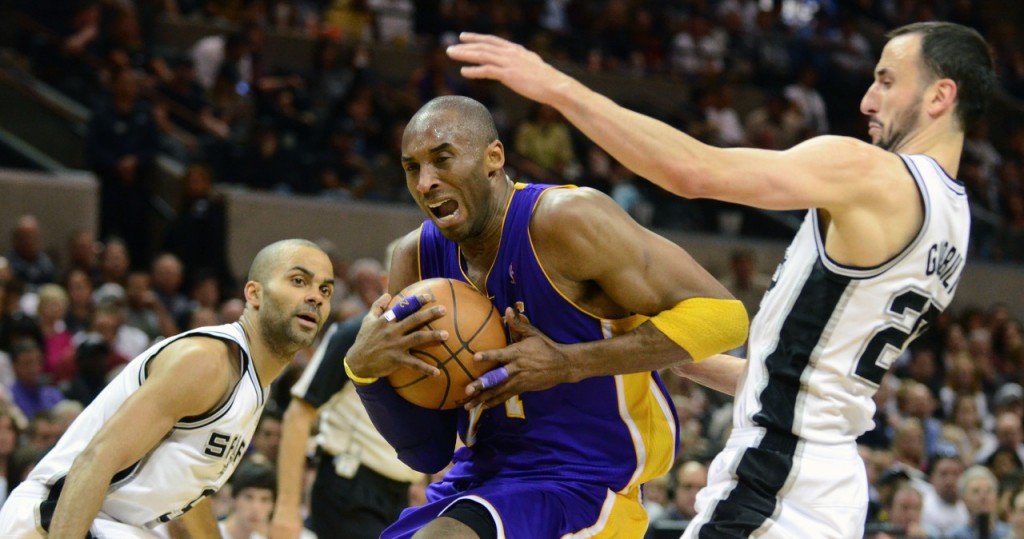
<box><xmin>671</xmin><ymin>354</ymin><xmax>748</xmax><ymax>397</ymax></box>
<box><xmin>48</xmin><ymin>451</ymin><xmax>117</xmax><ymax>536</ymax></box>
<box><xmin>276</xmin><ymin>399</ymin><xmax>316</xmax><ymax>519</ymax></box>
<box><xmin>549</xmin><ymin>78</ymin><xmax>716</xmax><ymax>198</ymax></box>
<box><xmin>354</xmin><ymin>380</ymin><xmax>457</xmax><ymax>474</ymax></box>
<box><xmin>564</xmin><ymin>323</ymin><xmax>689</xmax><ymax>383</ymax></box>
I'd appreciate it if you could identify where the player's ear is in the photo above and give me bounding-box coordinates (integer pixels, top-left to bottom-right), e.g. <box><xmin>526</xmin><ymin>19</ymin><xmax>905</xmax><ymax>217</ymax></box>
<box><xmin>485</xmin><ymin>140</ymin><xmax>505</xmax><ymax>176</ymax></box>
<box><xmin>244</xmin><ymin>281</ymin><xmax>262</xmax><ymax>309</ymax></box>
<box><xmin>927</xmin><ymin>78</ymin><xmax>957</xmax><ymax>119</ymax></box>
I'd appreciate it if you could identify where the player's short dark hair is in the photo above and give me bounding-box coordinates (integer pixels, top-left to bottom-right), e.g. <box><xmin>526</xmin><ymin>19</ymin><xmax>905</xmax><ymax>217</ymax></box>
<box><xmin>230</xmin><ymin>460</ymin><xmax>277</xmax><ymax>498</ymax></box>
<box><xmin>887</xmin><ymin>22</ymin><xmax>997</xmax><ymax>131</ymax></box>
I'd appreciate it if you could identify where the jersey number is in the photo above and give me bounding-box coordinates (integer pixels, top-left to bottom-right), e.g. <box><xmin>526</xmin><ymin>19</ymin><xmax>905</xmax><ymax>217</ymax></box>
<box><xmin>854</xmin><ymin>289</ymin><xmax>934</xmax><ymax>386</ymax></box>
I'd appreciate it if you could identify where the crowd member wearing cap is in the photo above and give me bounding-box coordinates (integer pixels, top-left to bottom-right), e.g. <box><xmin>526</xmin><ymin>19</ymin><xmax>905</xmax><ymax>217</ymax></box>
<box><xmin>993</xmin><ymin>383</ymin><xmax>1024</xmax><ymax>416</ymax></box>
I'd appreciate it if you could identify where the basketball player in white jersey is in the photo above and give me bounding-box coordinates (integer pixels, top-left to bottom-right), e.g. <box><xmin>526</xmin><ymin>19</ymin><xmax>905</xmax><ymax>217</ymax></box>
<box><xmin>0</xmin><ymin>239</ymin><xmax>334</xmax><ymax>538</ymax></box>
<box><xmin>447</xmin><ymin>22</ymin><xmax>996</xmax><ymax>538</ymax></box>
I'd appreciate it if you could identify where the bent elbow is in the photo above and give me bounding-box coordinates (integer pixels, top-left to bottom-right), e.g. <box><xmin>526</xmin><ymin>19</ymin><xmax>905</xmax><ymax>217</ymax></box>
<box><xmin>397</xmin><ymin>448</ymin><xmax>451</xmax><ymax>475</ymax></box>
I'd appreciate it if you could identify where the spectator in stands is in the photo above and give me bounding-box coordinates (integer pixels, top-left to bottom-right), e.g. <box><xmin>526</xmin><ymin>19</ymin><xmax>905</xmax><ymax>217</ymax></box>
<box><xmin>949</xmin><ymin>394</ymin><xmax>995</xmax><ymax>465</ymax></box>
<box><xmin>60</xmin><ymin>335</ymin><xmax>111</xmax><ymax>407</ymax></box>
<box><xmin>150</xmin><ymin>253</ymin><xmax>191</xmax><ymax>331</ymax></box>
<box><xmin>784</xmin><ymin>65</ymin><xmax>829</xmax><ymax>136</ymax></box>
<box><xmin>9</xmin><ymin>341</ymin><xmax>64</xmax><ymax>420</ymax></box>
<box><xmin>642</xmin><ymin>472</ymin><xmax>670</xmax><ymax>523</ymax></box>
<box><xmin>1009</xmin><ymin>487</ymin><xmax>1024</xmax><ymax>539</ymax></box>
<box><xmin>162</xmin><ymin>163</ymin><xmax>233</xmax><ymax>292</ymax></box>
<box><xmin>237</xmin><ymin>122</ymin><xmax>299</xmax><ymax>192</ymax></box>
<box><xmin>34</xmin><ymin>284</ymin><xmax>75</xmax><ymax>383</ymax></box>
<box><xmin>654</xmin><ymin>460</ymin><xmax>707</xmax><ymax>524</ymax></box>
<box><xmin>5</xmin><ymin>216</ymin><xmax>56</xmax><ymax>289</ymax></box>
<box><xmin>218</xmin><ymin>460</ymin><xmax>280</xmax><ymax>539</ymax></box>
<box><xmin>923</xmin><ymin>453</ymin><xmax>970</xmax><ymax>535</ymax></box>
<box><xmin>899</xmin><ymin>381</ymin><xmax>944</xmax><ymax>460</ymax></box>
<box><xmin>717</xmin><ymin>249</ymin><xmax>772</xmax><ymax>319</ymax></box>
<box><xmin>85</xmin><ymin>68</ymin><xmax>159</xmax><ymax>269</ymax></box>
<box><xmin>88</xmin><ymin>300</ymin><xmax>148</xmax><ymax>369</ymax></box>
<box><xmin>249</xmin><ymin>407</ymin><xmax>282</xmax><ymax>465</ymax></box>
<box><xmin>977</xmin><ymin>410</ymin><xmax>1024</xmax><ymax>466</ymax></box>
<box><xmin>154</xmin><ymin>54</ymin><xmax>231</xmax><ymax>144</ymax></box>
<box><xmin>0</xmin><ymin>406</ymin><xmax>22</xmax><ymax>506</ymax></box>
<box><xmin>316</xmin><ymin>124</ymin><xmax>374</xmax><ymax>199</ymax></box>
<box><xmin>24</xmin><ymin>410</ymin><xmax>62</xmax><ymax>451</ymax></box>
<box><xmin>192</xmin><ymin>30</ymin><xmax>252</xmax><ymax>92</ymax></box>
<box><xmin>948</xmin><ymin>465</ymin><xmax>1012</xmax><ymax>538</ymax></box>
<box><xmin>883</xmin><ymin>485</ymin><xmax>935</xmax><ymax>538</ymax></box>
<box><xmin>98</xmin><ymin>238</ymin><xmax>131</xmax><ymax>286</ymax></box>
<box><xmin>514</xmin><ymin>103</ymin><xmax>577</xmax><ymax>180</ymax></box>
<box><xmin>62</xmin><ymin>269</ymin><xmax>93</xmax><ymax>336</ymax></box>
<box><xmin>123</xmin><ymin>271</ymin><xmax>177</xmax><ymax>340</ymax></box>
<box><xmin>63</xmin><ymin>229</ymin><xmax>100</xmax><ymax>285</ymax></box>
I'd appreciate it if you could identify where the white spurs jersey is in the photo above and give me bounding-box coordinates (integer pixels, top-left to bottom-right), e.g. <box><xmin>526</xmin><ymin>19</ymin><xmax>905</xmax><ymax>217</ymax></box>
<box><xmin>29</xmin><ymin>323</ymin><xmax>268</xmax><ymax>529</ymax></box>
<box><xmin>733</xmin><ymin>154</ymin><xmax>970</xmax><ymax>444</ymax></box>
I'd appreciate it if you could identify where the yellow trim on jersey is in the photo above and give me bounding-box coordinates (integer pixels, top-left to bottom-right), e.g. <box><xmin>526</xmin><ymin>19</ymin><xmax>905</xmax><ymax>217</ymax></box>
<box><xmin>650</xmin><ymin>297</ymin><xmax>749</xmax><ymax>362</ymax></box>
<box><xmin>561</xmin><ymin>486</ymin><xmax>649</xmax><ymax>538</ymax></box>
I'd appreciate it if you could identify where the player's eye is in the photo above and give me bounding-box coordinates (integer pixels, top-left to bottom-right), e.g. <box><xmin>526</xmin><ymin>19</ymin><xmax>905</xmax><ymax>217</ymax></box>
<box><xmin>292</xmin><ymin>276</ymin><xmax>306</xmax><ymax>286</ymax></box>
<box><xmin>320</xmin><ymin>286</ymin><xmax>333</xmax><ymax>297</ymax></box>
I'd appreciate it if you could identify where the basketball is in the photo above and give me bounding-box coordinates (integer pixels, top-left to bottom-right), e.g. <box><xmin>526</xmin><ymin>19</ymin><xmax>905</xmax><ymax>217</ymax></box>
<box><xmin>386</xmin><ymin>278</ymin><xmax>506</xmax><ymax>410</ymax></box>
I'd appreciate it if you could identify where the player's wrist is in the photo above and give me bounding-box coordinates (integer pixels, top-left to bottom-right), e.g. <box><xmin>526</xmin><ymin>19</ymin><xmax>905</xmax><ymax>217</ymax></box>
<box><xmin>344</xmin><ymin>357</ymin><xmax>379</xmax><ymax>385</ymax></box>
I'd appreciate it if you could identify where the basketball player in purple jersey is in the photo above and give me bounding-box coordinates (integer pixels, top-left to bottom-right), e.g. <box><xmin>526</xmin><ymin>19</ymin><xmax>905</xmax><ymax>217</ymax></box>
<box><xmin>447</xmin><ymin>22</ymin><xmax>996</xmax><ymax>538</ymax></box>
<box><xmin>343</xmin><ymin>96</ymin><xmax>749</xmax><ymax>538</ymax></box>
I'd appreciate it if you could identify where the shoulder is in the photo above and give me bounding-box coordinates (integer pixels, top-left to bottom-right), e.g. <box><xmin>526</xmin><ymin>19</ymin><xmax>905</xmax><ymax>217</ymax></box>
<box><xmin>531</xmin><ymin>186</ymin><xmax>625</xmax><ymax>233</ymax></box>
<box><xmin>149</xmin><ymin>336</ymin><xmax>236</xmax><ymax>384</ymax></box>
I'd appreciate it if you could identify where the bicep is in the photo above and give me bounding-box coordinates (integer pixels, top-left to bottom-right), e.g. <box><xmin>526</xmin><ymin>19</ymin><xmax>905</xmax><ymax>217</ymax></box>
<box><xmin>388</xmin><ymin>228</ymin><xmax>422</xmax><ymax>295</ymax></box>
<box><xmin>85</xmin><ymin>344</ymin><xmax>231</xmax><ymax>472</ymax></box>
<box><xmin>536</xmin><ymin>189</ymin><xmax>729</xmax><ymax>315</ymax></box>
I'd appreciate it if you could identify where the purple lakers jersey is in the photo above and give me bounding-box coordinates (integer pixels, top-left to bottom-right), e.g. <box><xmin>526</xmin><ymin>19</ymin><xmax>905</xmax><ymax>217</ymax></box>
<box><xmin>418</xmin><ymin>182</ymin><xmax>678</xmax><ymax>492</ymax></box>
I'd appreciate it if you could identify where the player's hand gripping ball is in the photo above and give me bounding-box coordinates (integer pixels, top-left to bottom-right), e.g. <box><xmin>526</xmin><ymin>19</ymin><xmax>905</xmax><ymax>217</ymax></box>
<box><xmin>386</xmin><ymin>278</ymin><xmax>506</xmax><ymax>409</ymax></box>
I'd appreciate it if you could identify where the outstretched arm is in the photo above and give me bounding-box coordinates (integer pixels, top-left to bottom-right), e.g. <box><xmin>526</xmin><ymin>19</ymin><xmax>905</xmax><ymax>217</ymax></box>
<box><xmin>48</xmin><ymin>338</ymin><xmax>235</xmax><ymax>537</ymax></box>
<box><xmin>271</xmin><ymin>397</ymin><xmax>317</xmax><ymax>539</ymax></box>
<box><xmin>447</xmin><ymin>34</ymin><xmax>905</xmax><ymax>213</ymax></box>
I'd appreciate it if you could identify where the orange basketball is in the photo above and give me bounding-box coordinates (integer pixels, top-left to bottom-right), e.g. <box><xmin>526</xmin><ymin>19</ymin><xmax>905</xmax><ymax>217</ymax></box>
<box><xmin>386</xmin><ymin>278</ymin><xmax>506</xmax><ymax>410</ymax></box>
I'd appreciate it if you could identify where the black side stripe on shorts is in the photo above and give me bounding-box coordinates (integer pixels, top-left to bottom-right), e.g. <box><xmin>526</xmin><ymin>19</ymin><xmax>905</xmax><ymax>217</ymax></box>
<box><xmin>698</xmin><ymin>260</ymin><xmax>851</xmax><ymax>538</ymax></box>
<box><xmin>39</xmin><ymin>460</ymin><xmax>140</xmax><ymax>538</ymax></box>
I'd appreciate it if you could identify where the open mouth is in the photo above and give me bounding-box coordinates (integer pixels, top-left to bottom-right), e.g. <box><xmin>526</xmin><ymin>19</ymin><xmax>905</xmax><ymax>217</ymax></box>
<box><xmin>428</xmin><ymin>198</ymin><xmax>460</xmax><ymax>221</ymax></box>
<box><xmin>296</xmin><ymin>312</ymin><xmax>318</xmax><ymax>329</ymax></box>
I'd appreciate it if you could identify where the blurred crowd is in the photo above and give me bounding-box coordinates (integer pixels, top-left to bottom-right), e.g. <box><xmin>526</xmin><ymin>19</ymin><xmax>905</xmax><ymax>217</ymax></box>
<box><xmin>6</xmin><ymin>0</ymin><xmax>1024</xmax><ymax>263</ymax></box>
<box><xmin>3</xmin><ymin>0</ymin><xmax>1024</xmax><ymax>537</ymax></box>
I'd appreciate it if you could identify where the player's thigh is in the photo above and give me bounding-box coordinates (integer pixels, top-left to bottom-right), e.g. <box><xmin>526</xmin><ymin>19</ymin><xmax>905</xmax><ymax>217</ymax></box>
<box><xmin>768</xmin><ymin>448</ymin><xmax>868</xmax><ymax>539</ymax></box>
<box><xmin>447</xmin><ymin>481</ymin><xmax>644</xmax><ymax>539</ymax></box>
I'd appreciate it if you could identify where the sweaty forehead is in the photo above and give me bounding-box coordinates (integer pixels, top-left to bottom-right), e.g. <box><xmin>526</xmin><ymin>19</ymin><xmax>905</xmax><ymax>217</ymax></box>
<box><xmin>403</xmin><ymin>111</ymin><xmax>467</xmax><ymax>152</ymax></box>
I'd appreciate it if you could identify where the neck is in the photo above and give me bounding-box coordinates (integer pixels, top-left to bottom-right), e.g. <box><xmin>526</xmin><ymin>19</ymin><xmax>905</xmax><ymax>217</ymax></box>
<box><xmin>237</xmin><ymin>315</ymin><xmax>295</xmax><ymax>386</ymax></box>
<box><xmin>458</xmin><ymin>176</ymin><xmax>514</xmax><ymax>273</ymax></box>
<box><xmin>894</xmin><ymin>121</ymin><xmax>965</xmax><ymax>178</ymax></box>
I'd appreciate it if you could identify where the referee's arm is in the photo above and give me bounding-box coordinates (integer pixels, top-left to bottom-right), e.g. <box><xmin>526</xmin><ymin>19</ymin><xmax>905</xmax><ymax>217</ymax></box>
<box><xmin>271</xmin><ymin>319</ymin><xmax>360</xmax><ymax>539</ymax></box>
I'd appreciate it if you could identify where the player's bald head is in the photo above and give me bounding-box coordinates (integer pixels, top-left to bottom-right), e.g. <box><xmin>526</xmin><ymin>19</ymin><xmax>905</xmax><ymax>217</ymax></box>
<box><xmin>247</xmin><ymin>239</ymin><xmax>324</xmax><ymax>283</ymax></box>
<box><xmin>405</xmin><ymin>96</ymin><xmax>499</xmax><ymax>149</ymax></box>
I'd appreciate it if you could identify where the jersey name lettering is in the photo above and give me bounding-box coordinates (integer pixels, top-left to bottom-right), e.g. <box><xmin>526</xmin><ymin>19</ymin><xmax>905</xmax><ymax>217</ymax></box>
<box><xmin>925</xmin><ymin>241</ymin><xmax>963</xmax><ymax>292</ymax></box>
